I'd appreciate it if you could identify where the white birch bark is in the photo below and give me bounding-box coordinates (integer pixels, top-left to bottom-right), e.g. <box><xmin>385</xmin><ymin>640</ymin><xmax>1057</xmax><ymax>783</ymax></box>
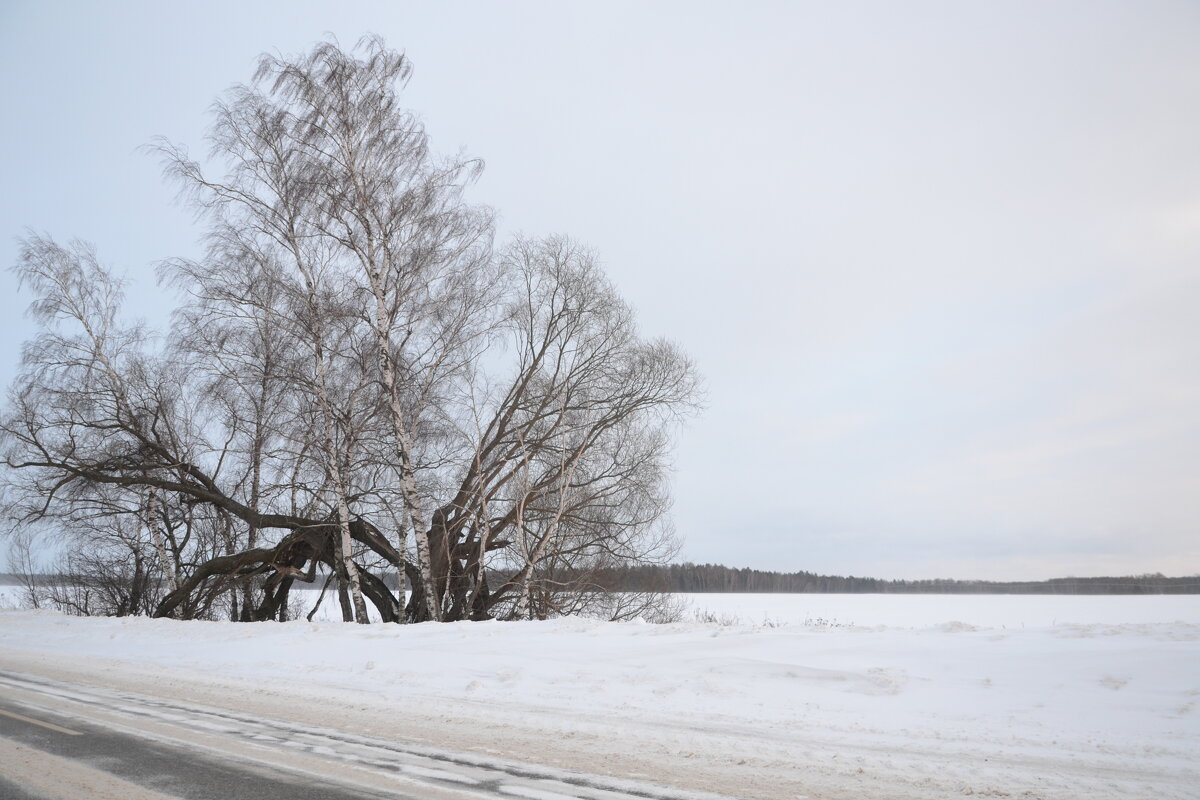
<box><xmin>285</xmin><ymin>235</ymin><xmax>370</xmax><ymax>624</ymax></box>
<box><xmin>364</xmin><ymin>262</ymin><xmax>441</xmax><ymax>621</ymax></box>
<box><xmin>309</xmin><ymin>322</ymin><xmax>370</xmax><ymax>625</ymax></box>
<box><xmin>144</xmin><ymin>489</ymin><xmax>179</xmax><ymax>595</ymax></box>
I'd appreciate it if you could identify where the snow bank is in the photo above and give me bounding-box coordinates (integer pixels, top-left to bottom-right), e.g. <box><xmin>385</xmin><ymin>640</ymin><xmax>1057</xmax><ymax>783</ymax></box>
<box><xmin>1</xmin><ymin>600</ymin><xmax>1198</xmax><ymax>799</ymax></box>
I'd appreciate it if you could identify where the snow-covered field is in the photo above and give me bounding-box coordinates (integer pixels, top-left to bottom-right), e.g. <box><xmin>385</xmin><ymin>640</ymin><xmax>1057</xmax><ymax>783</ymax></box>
<box><xmin>684</xmin><ymin>591</ymin><xmax>1200</xmax><ymax>627</ymax></box>
<box><xmin>1</xmin><ymin>594</ymin><xmax>1198</xmax><ymax>799</ymax></box>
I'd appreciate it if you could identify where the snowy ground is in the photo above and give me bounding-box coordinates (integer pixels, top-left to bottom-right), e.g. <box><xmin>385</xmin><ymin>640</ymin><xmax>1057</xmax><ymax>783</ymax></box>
<box><xmin>1</xmin><ymin>594</ymin><xmax>1198</xmax><ymax>799</ymax></box>
<box><xmin>683</xmin><ymin>591</ymin><xmax>1200</xmax><ymax>627</ymax></box>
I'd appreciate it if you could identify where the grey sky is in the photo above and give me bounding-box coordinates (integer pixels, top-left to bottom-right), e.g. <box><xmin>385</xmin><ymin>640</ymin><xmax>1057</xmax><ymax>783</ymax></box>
<box><xmin>2</xmin><ymin>1</ymin><xmax>1198</xmax><ymax>580</ymax></box>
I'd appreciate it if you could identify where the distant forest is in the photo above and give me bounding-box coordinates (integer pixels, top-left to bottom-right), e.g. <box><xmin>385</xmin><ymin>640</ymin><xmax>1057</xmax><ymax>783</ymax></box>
<box><xmin>5</xmin><ymin>564</ymin><xmax>1198</xmax><ymax>596</ymax></box>
<box><xmin>601</xmin><ymin>563</ymin><xmax>1200</xmax><ymax>595</ymax></box>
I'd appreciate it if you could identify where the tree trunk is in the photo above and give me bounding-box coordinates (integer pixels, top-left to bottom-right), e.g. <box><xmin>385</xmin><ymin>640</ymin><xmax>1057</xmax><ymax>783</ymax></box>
<box><xmin>367</xmin><ymin>277</ymin><xmax>440</xmax><ymax>622</ymax></box>
<box><xmin>144</xmin><ymin>489</ymin><xmax>179</xmax><ymax>594</ymax></box>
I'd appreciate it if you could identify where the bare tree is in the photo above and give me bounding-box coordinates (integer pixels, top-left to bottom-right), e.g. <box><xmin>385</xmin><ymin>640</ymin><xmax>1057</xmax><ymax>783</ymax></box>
<box><xmin>457</xmin><ymin>237</ymin><xmax>696</xmax><ymax>620</ymax></box>
<box><xmin>6</xmin><ymin>527</ymin><xmax>45</xmax><ymax>610</ymax></box>
<box><xmin>1</xmin><ymin>38</ymin><xmax>699</xmax><ymax>624</ymax></box>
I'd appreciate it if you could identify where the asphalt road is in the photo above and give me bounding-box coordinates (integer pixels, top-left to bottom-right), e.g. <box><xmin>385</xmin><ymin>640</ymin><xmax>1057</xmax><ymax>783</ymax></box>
<box><xmin>0</xmin><ymin>669</ymin><xmax>731</xmax><ymax>800</ymax></box>
<box><xmin>0</xmin><ymin>696</ymin><xmax>417</xmax><ymax>800</ymax></box>
<box><xmin>0</xmin><ymin>774</ymin><xmax>44</xmax><ymax>800</ymax></box>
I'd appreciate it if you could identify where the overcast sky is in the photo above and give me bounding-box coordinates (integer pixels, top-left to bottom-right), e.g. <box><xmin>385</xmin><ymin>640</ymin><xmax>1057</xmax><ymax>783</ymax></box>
<box><xmin>2</xmin><ymin>1</ymin><xmax>1198</xmax><ymax>580</ymax></box>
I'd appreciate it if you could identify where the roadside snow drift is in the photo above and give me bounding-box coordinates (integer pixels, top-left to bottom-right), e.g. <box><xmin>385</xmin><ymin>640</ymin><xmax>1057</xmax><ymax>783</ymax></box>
<box><xmin>1</xmin><ymin>596</ymin><xmax>1197</xmax><ymax>800</ymax></box>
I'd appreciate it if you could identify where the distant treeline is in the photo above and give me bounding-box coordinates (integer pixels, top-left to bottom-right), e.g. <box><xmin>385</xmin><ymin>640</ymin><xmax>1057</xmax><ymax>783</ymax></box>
<box><xmin>596</xmin><ymin>563</ymin><xmax>1200</xmax><ymax>594</ymax></box>
<box><xmin>5</xmin><ymin>566</ymin><xmax>1198</xmax><ymax>595</ymax></box>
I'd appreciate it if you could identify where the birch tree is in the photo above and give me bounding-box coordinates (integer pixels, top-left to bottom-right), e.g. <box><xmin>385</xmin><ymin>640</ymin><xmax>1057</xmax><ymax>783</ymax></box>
<box><xmin>1</xmin><ymin>38</ymin><xmax>699</xmax><ymax>623</ymax></box>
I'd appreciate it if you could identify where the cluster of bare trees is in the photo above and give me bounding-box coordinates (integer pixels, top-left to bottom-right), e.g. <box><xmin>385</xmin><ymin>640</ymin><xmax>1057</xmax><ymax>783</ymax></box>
<box><xmin>1</xmin><ymin>38</ymin><xmax>698</xmax><ymax>623</ymax></box>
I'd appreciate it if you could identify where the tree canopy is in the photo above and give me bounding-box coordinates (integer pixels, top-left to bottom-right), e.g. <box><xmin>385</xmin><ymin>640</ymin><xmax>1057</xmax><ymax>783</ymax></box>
<box><xmin>2</xmin><ymin>37</ymin><xmax>699</xmax><ymax>623</ymax></box>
